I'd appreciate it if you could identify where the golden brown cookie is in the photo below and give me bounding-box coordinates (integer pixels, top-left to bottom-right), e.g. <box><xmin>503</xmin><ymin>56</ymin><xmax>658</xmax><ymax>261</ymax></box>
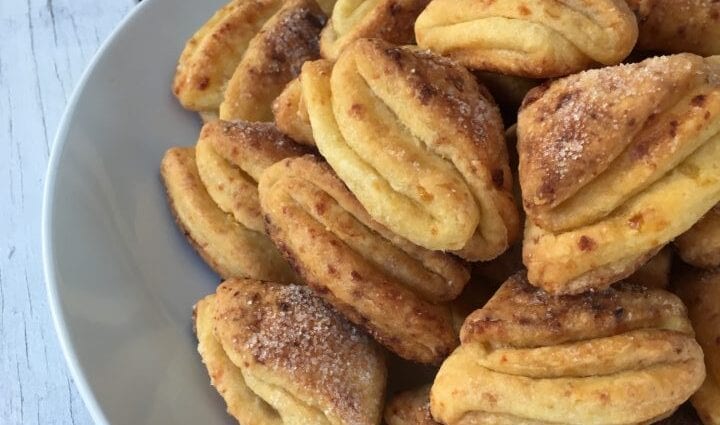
<box><xmin>518</xmin><ymin>54</ymin><xmax>720</xmax><ymax>294</ymax></box>
<box><xmin>194</xmin><ymin>292</ymin><xmax>282</xmax><ymax>425</ymax></box>
<box><xmin>415</xmin><ymin>0</ymin><xmax>638</xmax><ymax>78</ymax></box>
<box><xmin>674</xmin><ymin>268</ymin><xmax>720</xmax><ymax>425</ymax></box>
<box><xmin>431</xmin><ymin>272</ymin><xmax>706</xmax><ymax>425</ymax></box>
<box><xmin>173</xmin><ymin>0</ymin><xmax>325</xmax><ymax>121</ymax></box>
<box><xmin>218</xmin><ymin>0</ymin><xmax>326</xmax><ymax>121</ymax></box>
<box><xmin>196</xmin><ymin>120</ymin><xmax>309</xmax><ymax>231</ymax></box>
<box><xmin>626</xmin><ymin>0</ymin><xmax>720</xmax><ymax>56</ymax></box>
<box><xmin>161</xmin><ymin>147</ymin><xmax>295</xmax><ymax>281</ymax></box>
<box><xmin>301</xmin><ymin>39</ymin><xmax>519</xmax><ymax>261</ymax></box>
<box><xmin>385</xmin><ymin>386</ymin><xmax>440</xmax><ymax>425</ymax></box>
<box><xmin>319</xmin><ymin>0</ymin><xmax>430</xmax><ymax>60</ymax></box>
<box><xmin>259</xmin><ymin>155</ymin><xmax>469</xmax><ymax>364</ymax></box>
<box><xmin>195</xmin><ymin>279</ymin><xmax>387</xmax><ymax>425</ymax></box>
<box><xmin>676</xmin><ymin>204</ymin><xmax>720</xmax><ymax>269</ymax></box>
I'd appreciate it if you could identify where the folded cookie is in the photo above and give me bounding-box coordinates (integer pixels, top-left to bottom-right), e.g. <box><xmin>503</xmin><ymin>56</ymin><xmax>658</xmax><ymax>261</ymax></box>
<box><xmin>674</xmin><ymin>268</ymin><xmax>720</xmax><ymax>425</ymax></box>
<box><xmin>385</xmin><ymin>385</ymin><xmax>439</xmax><ymax>425</ymax></box>
<box><xmin>161</xmin><ymin>121</ymin><xmax>307</xmax><ymax>282</ymax></box>
<box><xmin>195</xmin><ymin>279</ymin><xmax>386</xmax><ymax>425</ymax></box>
<box><xmin>173</xmin><ymin>0</ymin><xmax>326</xmax><ymax>121</ymax></box>
<box><xmin>518</xmin><ymin>54</ymin><xmax>720</xmax><ymax>294</ymax></box>
<box><xmin>676</xmin><ymin>204</ymin><xmax>720</xmax><ymax>269</ymax></box>
<box><xmin>301</xmin><ymin>39</ymin><xmax>519</xmax><ymax>261</ymax></box>
<box><xmin>415</xmin><ymin>0</ymin><xmax>638</xmax><ymax>78</ymax></box>
<box><xmin>626</xmin><ymin>0</ymin><xmax>720</xmax><ymax>56</ymax></box>
<box><xmin>259</xmin><ymin>155</ymin><xmax>469</xmax><ymax>364</ymax></box>
<box><xmin>431</xmin><ymin>272</ymin><xmax>706</xmax><ymax>425</ymax></box>
<box><xmin>319</xmin><ymin>0</ymin><xmax>430</xmax><ymax>60</ymax></box>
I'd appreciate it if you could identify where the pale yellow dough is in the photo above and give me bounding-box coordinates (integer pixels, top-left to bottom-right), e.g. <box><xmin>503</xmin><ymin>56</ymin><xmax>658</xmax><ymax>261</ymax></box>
<box><xmin>431</xmin><ymin>273</ymin><xmax>706</xmax><ymax>425</ymax></box>
<box><xmin>301</xmin><ymin>40</ymin><xmax>519</xmax><ymax>261</ymax></box>
<box><xmin>415</xmin><ymin>0</ymin><xmax>638</xmax><ymax>78</ymax></box>
<box><xmin>194</xmin><ymin>279</ymin><xmax>387</xmax><ymax>425</ymax></box>
<box><xmin>518</xmin><ymin>54</ymin><xmax>720</xmax><ymax>294</ymax></box>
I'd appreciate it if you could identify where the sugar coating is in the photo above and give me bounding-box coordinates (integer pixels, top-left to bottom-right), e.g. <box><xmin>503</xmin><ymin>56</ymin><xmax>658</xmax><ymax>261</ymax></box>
<box><xmin>218</xmin><ymin>283</ymin><xmax>380</xmax><ymax>424</ymax></box>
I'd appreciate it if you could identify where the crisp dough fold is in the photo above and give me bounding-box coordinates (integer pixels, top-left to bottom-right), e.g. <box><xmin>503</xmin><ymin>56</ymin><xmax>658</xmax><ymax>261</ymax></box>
<box><xmin>300</xmin><ymin>39</ymin><xmax>519</xmax><ymax>261</ymax></box>
<box><xmin>259</xmin><ymin>155</ymin><xmax>470</xmax><ymax>364</ymax></box>
<box><xmin>518</xmin><ymin>54</ymin><xmax>720</xmax><ymax>294</ymax></box>
<box><xmin>173</xmin><ymin>0</ymin><xmax>326</xmax><ymax>121</ymax></box>
<box><xmin>319</xmin><ymin>0</ymin><xmax>430</xmax><ymax>60</ymax></box>
<box><xmin>431</xmin><ymin>273</ymin><xmax>706</xmax><ymax>425</ymax></box>
<box><xmin>161</xmin><ymin>120</ymin><xmax>307</xmax><ymax>282</ymax></box>
<box><xmin>414</xmin><ymin>0</ymin><xmax>638</xmax><ymax>78</ymax></box>
<box><xmin>194</xmin><ymin>279</ymin><xmax>387</xmax><ymax>425</ymax></box>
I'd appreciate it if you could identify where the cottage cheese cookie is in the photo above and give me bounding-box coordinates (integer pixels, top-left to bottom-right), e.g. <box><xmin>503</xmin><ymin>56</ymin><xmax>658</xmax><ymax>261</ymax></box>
<box><xmin>431</xmin><ymin>273</ymin><xmax>706</xmax><ymax>425</ymax></box>
<box><xmin>259</xmin><ymin>155</ymin><xmax>469</xmax><ymax>364</ymax></box>
<box><xmin>301</xmin><ymin>40</ymin><xmax>519</xmax><ymax>261</ymax></box>
<box><xmin>320</xmin><ymin>0</ymin><xmax>430</xmax><ymax>60</ymax></box>
<box><xmin>173</xmin><ymin>0</ymin><xmax>325</xmax><ymax>121</ymax></box>
<box><xmin>195</xmin><ymin>279</ymin><xmax>386</xmax><ymax>425</ymax></box>
<box><xmin>518</xmin><ymin>54</ymin><xmax>720</xmax><ymax>294</ymax></box>
<box><xmin>415</xmin><ymin>0</ymin><xmax>638</xmax><ymax>78</ymax></box>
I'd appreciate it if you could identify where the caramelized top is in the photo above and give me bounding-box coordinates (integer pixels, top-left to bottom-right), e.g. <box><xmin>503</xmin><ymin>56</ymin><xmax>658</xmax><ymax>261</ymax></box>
<box><xmin>200</xmin><ymin>120</ymin><xmax>310</xmax><ymax>181</ymax></box>
<box><xmin>173</xmin><ymin>0</ymin><xmax>283</xmax><ymax>111</ymax></box>
<box><xmin>350</xmin><ymin>39</ymin><xmax>512</xmax><ymax>194</ymax></box>
<box><xmin>213</xmin><ymin>279</ymin><xmax>386</xmax><ymax>425</ymax></box>
<box><xmin>518</xmin><ymin>53</ymin><xmax>715</xmax><ymax>212</ymax></box>
<box><xmin>461</xmin><ymin>272</ymin><xmax>693</xmax><ymax>348</ymax></box>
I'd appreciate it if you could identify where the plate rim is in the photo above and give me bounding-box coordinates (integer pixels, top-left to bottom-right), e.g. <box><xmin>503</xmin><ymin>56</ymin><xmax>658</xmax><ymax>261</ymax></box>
<box><xmin>41</xmin><ymin>1</ymin><xmax>159</xmax><ymax>424</ymax></box>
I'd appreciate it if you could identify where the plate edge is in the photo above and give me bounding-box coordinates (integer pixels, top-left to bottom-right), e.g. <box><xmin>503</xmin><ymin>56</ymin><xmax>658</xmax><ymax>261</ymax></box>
<box><xmin>41</xmin><ymin>1</ymin><xmax>160</xmax><ymax>424</ymax></box>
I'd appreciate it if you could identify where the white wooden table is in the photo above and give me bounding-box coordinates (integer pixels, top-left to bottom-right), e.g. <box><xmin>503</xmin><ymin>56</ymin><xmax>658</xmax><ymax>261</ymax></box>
<box><xmin>1</xmin><ymin>1</ymin><xmax>138</xmax><ymax>423</ymax></box>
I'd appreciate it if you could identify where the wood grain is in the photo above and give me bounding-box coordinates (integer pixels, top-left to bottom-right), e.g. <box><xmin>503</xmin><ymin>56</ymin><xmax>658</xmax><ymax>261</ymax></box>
<box><xmin>0</xmin><ymin>1</ymin><xmax>136</xmax><ymax>423</ymax></box>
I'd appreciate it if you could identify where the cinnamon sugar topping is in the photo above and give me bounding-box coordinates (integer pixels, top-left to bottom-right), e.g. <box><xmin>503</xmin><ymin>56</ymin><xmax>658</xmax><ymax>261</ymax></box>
<box><xmin>222</xmin><ymin>283</ymin><xmax>378</xmax><ymax>423</ymax></box>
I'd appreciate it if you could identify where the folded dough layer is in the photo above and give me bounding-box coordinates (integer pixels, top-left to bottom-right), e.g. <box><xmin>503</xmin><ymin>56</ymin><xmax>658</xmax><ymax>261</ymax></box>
<box><xmin>415</xmin><ymin>0</ymin><xmax>638</xmax><ymax>78</ymax></box>
<box><xmin>431</xmin><ymin>273</ymin><xmax>705</xmax><ymax>425</ymax></box>
<box><xmin>518</xmin><ymin>54</ymin><xmax>720</xmax><ymax>294</ymax></box>
<box><xmin>301</xmin><ymin>39</ymin><xmax>519</xmax><ymax>261</ymax></box>
<box><xmin>319</xmin><ymin>0</ymin><xmax>430</xmax><ymax>60</ymax></box>
<box><xmin>173</xmin><ymin>0</ymin><xmax>326</xmax><ymax>121</ymax></box>
<box><xmin>194</xmin><ymin>279</ymin><xmax>387</xmax><ymax>425</ymax></box>
<box><xmin>161</xmin><ymin>146</ymin><xmax>295</xmax><ymax>281</ymax></box>
<box><xmin>259</xmin><ymin>155</ymin><xmax>469</xmax><ymax>364</ymax></box>
<box><xmin>161</xmin><ymin>120</ymin><xmax>308</xmax><ymax>282</ymax></box>
<box><xmin>273</xmin><ymin>78</ymin><xmax>316</xmax><ymax>146</ymax></box>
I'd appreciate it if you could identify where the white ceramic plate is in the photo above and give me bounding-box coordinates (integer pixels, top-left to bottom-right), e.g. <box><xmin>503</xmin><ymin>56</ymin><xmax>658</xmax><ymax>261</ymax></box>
<box><xmin>42</xmin><ymin>0</ymin><xmax>238</xmax><ymax>423</ymax></box>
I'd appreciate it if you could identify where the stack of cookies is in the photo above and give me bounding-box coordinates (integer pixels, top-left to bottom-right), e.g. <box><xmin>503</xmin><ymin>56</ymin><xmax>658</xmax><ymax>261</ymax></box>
<box><xmin>162</xmin><ymin>0</ymin><xmax>720</xmax><ymax>423</ymax></box>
